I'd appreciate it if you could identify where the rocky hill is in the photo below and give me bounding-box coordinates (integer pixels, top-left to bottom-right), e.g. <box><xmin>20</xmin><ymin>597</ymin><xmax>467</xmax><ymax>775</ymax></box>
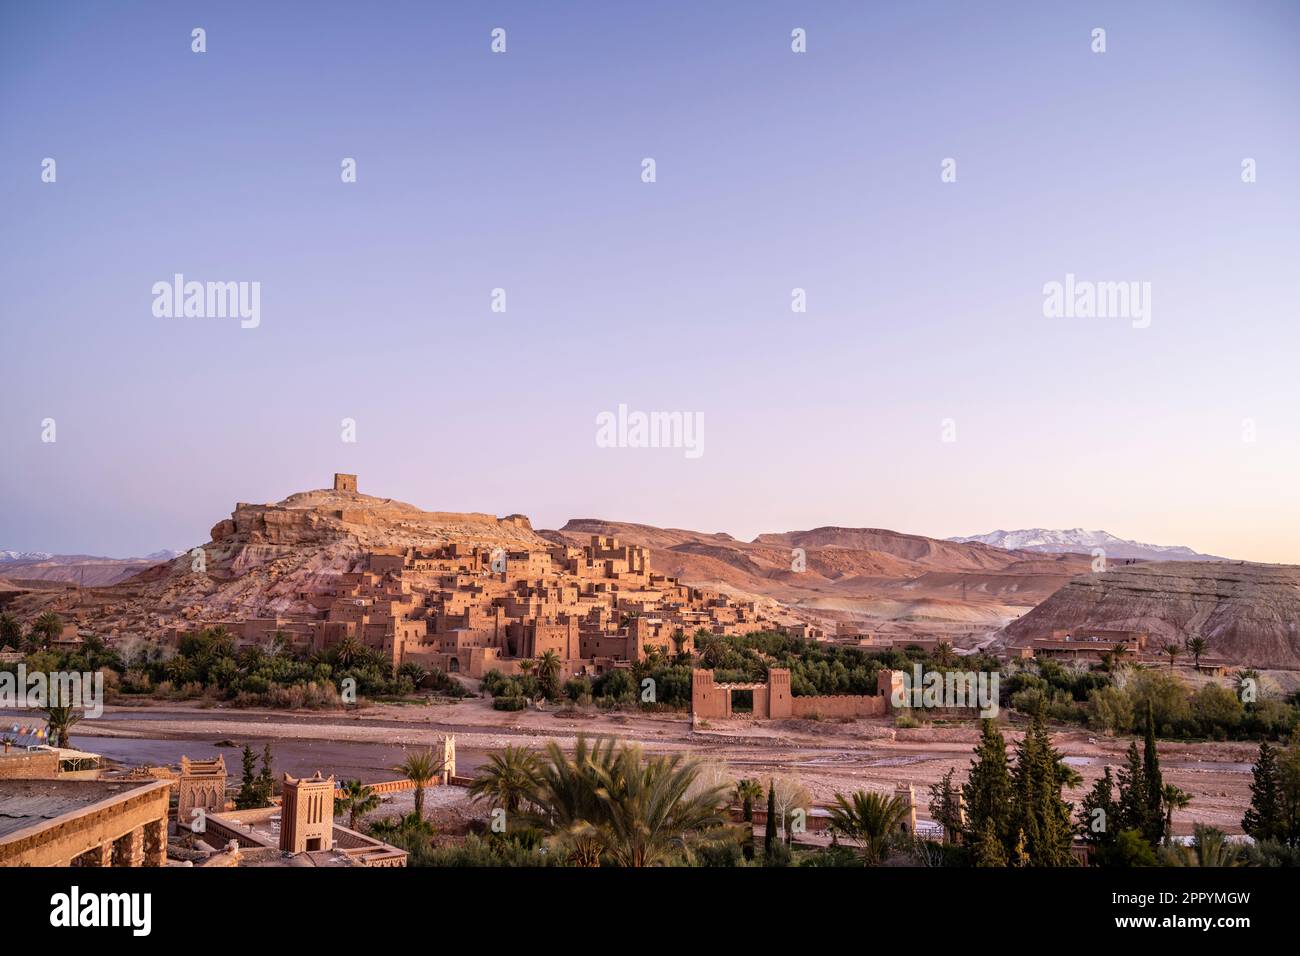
<box><xmin>997</xmin><ymin>561</ymin><xmax>1300</xmax><ymax>669</ymax></box>
<box><xmin>3</xmin><ymin>486</ymin><xmax>549</xmax><ymax>637</ymax></box>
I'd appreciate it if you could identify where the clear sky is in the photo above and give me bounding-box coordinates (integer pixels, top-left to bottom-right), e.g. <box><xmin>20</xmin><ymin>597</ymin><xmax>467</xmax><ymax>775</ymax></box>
<box><xmin>2</xmin><ymin>1</ymin><xmax>1298</xmax><ymax>562</ymax></box>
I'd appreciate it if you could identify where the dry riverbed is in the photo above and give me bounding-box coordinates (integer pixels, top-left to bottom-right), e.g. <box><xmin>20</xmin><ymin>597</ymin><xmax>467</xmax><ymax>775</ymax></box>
<box><xmin>67</xmin><ymin>694</ymin><xmax>1260</xmax><ymax>835</ymax></box>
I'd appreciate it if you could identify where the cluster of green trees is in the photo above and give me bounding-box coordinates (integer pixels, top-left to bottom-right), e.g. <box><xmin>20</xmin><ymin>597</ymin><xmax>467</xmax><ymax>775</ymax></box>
<box><xmin>480</xmin><ymin>650</ymin><xmax>564</xmax><ymax>709</ymax></box>
<box><xmin>478</xmin><ymin>631</ymin><xmax>993</xmax><ymax>713</ymax></box>
<box><xmin>695</xmin><ymin>630</ymin><xmax>996</xmax><ymax>698</ymax></box>
<box><xmin>1001</xmin><ymin>653</ymin><xmax>1299</xmax><ymax>742</ymax></box>
<box><xmin>1</xmin><ymin>619</ymin><xmax>470</xmax><ymax>709</ymax></box>
<box><xmin>233</xmin><ymin>743</ymin><xmax>277</xmax><ymax>809</ymax></box>
<box><xmin>149</xmin><ymin>628</ymin><xmax>467</xmax><ymax>705</ymax></box>
<box><xmin>1079</xmin><ymin>667</ymin><xmax>1296</xmax><ymax>741</ymax></box>
<box><xmin>1074</xmin><ymin>705</ymin><xmax>1190</xmax><ymax>865</ymax></box>
<box><xmin>1241</xmin><ymin>741</ymin><xmax>1300</xmax><ymax>856</ymax></box>
<box><xmin>947</xmin><ymin>714</ymin><xmax>1080</xmax><ymax>865</ymax></box>
<box><xmin>935</xmin><ymin>708</ymin><xmax>1300</xmax><ymax>867</ymax></box>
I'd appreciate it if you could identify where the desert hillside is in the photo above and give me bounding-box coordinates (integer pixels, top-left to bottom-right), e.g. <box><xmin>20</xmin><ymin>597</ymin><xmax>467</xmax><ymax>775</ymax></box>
<box><xmin>0</xmin><ymin>554</ymin><xmax>165</xmax><ymax>587</ymax></box>
<box><xmin>545</xmin><ymin>519</ymin><xmax>1091</xmax><ymax>634</ymax></box>
<box><xmin>997</xmin><ymin>560</ymin><xmax>1300</xmax><ymax>669</ymax></box>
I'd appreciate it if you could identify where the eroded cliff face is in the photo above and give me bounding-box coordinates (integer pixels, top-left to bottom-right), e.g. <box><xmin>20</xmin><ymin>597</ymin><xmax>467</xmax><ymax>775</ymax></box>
<box><xmin>998</xmin><ymin>561</ymin><xmax>1300</xmax><ymax>669</ymax></box>
<box><xmin>7</xmin><ymin>488</ymin><xmax>551</xmax><ymax>637</ymax></box>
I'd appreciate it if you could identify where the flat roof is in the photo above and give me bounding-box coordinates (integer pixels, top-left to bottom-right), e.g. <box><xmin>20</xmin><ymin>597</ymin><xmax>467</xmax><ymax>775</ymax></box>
<box><xmin>0</xmin><ymin>778</ymin><xmax>169</xmax><ymax>841</ymax></box>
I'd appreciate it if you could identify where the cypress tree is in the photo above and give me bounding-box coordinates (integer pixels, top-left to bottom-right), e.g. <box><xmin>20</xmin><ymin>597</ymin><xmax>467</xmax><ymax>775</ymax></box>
<box><xmin>1010</xmin><ymin>712</ymin><xmax>1074</xmax><ymax>866</ymax></box>
<box><xmin>1280</xmin><ymin>744</ymin><xmax>1300</xmax><ymax>847</ymax></box>
<box><xmin>256</xmin><ymin>743</ymin><xmax>275</xmax><ymax>806</ymax></box>
<box><xmin>1078</xmin><ymin>767</ymin><xmax>1117</xmax><ymax>849</ymax></box>
<box><xmin>1116</xmin><ymin>740</ymin><xmax>1148</xmax><ymax>834</ymax></box>
<box><xmin>764</xmin><ymin>781</ymin><xmax>777</xmax><ymax>856</ymax></box>
<box><xmin>1039</xmin><ymin>718</ymin><xmax>1077</xmax><ymax>865</ymax></box>
<box><xmin>928</xmin><ymin>768</ymin><xmax>963</xmax><ymax>844</ymax></box>
<box><xmin>1142</xmin><ymin>703</ymin><xmax>1164</xmax><ymax>844</ymax></box>
<box><xmin>963</xmin><ymin>719</ymin><xmax>1011</xmax><ymax>849</ymax></box>
<box><xmin>235</xmin><ymin>744</ymin><xmax>259</xmax><ymax>810</ymax></box>
<box><xmin>1010</xmin><ymin>721</ymin><xmax>1044</xmax><ymax>860</ymax></box>
<box><xmin>1243</xmin><ymin>741</ymin><xmax>1282</xmax><ymax>843</ymax></box>
<box><xmin>972</xmin><ymin>818</ymin><xmax>1007</xmax><ymax>867</ymax></box>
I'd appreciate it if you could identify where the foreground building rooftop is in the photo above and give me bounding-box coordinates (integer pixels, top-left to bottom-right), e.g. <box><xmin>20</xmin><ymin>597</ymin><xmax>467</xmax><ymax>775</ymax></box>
<box><xmin>0</xmin><ymin>778</ymin><xmax>171</xmax><ymax>867</ymax></box>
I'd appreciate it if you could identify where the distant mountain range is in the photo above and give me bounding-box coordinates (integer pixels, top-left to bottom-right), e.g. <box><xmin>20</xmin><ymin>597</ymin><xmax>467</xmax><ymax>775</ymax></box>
<box><xmin>947</xmin><ymin>529</ymin><xmax>1226</xmax><ymax>563</ymax></box>
<box><xmin>0</xmin><ymin>549</ymin><xmax>183</xmax><ymax>587</ymax></box>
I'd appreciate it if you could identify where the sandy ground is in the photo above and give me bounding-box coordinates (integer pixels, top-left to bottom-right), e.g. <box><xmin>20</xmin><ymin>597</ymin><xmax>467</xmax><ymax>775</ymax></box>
<box><xmin>73</xmin><ymin>694</ymin><xmax>1261</xmax><ymax>835</ymax></box>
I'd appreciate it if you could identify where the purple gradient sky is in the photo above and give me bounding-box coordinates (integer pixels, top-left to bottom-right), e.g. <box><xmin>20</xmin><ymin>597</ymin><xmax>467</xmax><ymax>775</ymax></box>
<box><xmin>2</xmin><ymin>1</ymin><xmax>1298</xmax><ymax>562</ymax></box>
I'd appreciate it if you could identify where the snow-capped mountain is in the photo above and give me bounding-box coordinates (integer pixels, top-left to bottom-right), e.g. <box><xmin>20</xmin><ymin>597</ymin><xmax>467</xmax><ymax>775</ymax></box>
<box><xmin>947</xmin><ymin>529</ymin><xmax>1226</xmax><ymax>562</ymax></box>
<box><xmin>0</xmin><ymin>550</ymin><xmax>54</xmax><ymax>562</ymax></box>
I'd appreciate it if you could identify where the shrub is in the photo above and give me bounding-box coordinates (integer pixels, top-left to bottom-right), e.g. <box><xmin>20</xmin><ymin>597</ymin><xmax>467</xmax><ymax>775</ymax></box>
<box><xmin>563</xmin><ymin>676</ymin><xmax>592</xmax><ymax>702</ymax></box>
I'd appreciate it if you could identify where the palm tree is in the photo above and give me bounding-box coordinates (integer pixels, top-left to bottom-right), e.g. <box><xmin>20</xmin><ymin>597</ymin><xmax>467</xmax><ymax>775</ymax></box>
<box><xmin>469</xmin><ymin>745</ymin><xmax>539</xmax><ymax>818</ymax></box>
<box><xmin>1109</xmin><ymin>643</ymin><xmax>1129</xmax><ymax>672</ymax></box>
<box><xmin>699</xmin><ymin>639</ymin><xmax>728</xmax><ymax>670</ymax></box>
<box><xmin>588</xmin><ymin>746</ymin><xmax>730</xmax><ymax>867</ymax></box>
<box><xmin>1162</xmin><ymin>642</ymin><xmax>1182</xmax><ymax>670</ymax></box>
<box><xmin>517</xmin><ymin>658</ymin><xmax>536</xmax><ymax>677</ymax></box>
<box><xmin>394</xmin><ymin>748</ymin><xmax>444</xmax><ymax>823</ymax></box>
<box><xmin>734</xmin><ymin>778</ymin><xmax>763</xmax><ymax>821</ymax></box>
<box><xmin>1233</xmin><ymin>668</ymin><xmax>1261</xmax><ymax>698</ymax></box>
<box><xmin>521</xmin><ymin>736</ymin><xmax>729</xmax><ymax>867</ymax></box>
<box><xmin>43</xmin><ymin>705</ymin><xmax>82</xmax><ymax>748</ymax></box>
<box><xmin>1161</xmin><ymin>824</ymin><xmax>1242</xmax><ymax>867</ymax></box>
<box><xmin>29</xmin><ymin>612</ymin><xmax>63</xmax><ymax>649</ymax></box>
<box><xmin>521</xmin><ymin>737</ymin><xmax>617</xmax><ymax>866</ymax></box>
<box><xmin>335</xmin><ymin>779</ymin><xmax>381</xmax><ymax>829</ymax></box>
<box><xmin>1161</xmin><ymin>784</ymin><xmax>1192</xmax><ymax>843</ymax></box>
<box><xmin>398</xmin><ymin>662</ymin><xmax>430</xmax><ymax>689</ymax></box>
<box><xmin>333</xmin><ymin>634</ymin><xmax>363</xmax><ymax>668</ymax></box>
<box><xmin>536</xmin><ymin>650</ymin><xmax>562</xmax><ymax>699</ymax></box>
<box><xmin>1186</xmin><ymin>637</ymin><xmax>1208</xmax><ymax>671</ymax></box>
<box><xmin>827</xmin><ymin>790</ymin><xmax>911</xmax><ymax>865</ymax></box>
<box><xmin>933</xmin><ymin>642</ymin><xmax>957</xmax><ymax>668</ymax></box>
<box><xmin>0</xmin><ymin>612</ymin><xmax>21</xmax><ymax>650</ymax></box>
<box><xmin>734</xmin><ymin>778</ymin><xmax>763</xmax><ymax>860</ymax></box>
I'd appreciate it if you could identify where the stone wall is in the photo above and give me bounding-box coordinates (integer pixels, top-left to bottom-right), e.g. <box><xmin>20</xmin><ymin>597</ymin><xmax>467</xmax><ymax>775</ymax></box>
<box><xmin>791</xmin><ymin>694</ymin><xmax>888</xmax><ymax>719</ymax></box>
<box><xmin>0</xmin><ymin>750</ymin><xmax>60</xmax><ymax>780</ymax></box>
